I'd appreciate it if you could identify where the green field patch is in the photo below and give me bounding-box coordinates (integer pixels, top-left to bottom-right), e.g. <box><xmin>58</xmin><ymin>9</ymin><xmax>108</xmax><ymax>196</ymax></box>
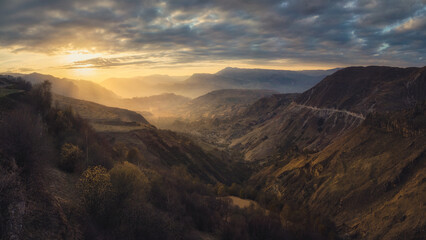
<box><xmin>0</xmin><ymin>88</ymin><xmax>24</xmax><ymax>97</ymax></box>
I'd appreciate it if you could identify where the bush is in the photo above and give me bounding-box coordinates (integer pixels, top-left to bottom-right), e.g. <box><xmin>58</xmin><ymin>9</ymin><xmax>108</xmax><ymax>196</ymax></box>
<box><xmin>126</xmin><ymin>147</ymin><xmax>145</xmax><ymax>166</ymax></box>
<box><xmin>77</xmin><ymin>166</ymin><xmax>112</xmax><ymax>219</ymax></box>
<box><xmin>59</xmin><ymin>143</ymin><xmax>84</xmax><ymax>172</ymax></box>
<box><xmin>110</xmin><ymin>161</ymin><xmax>149</xmax><ymax>203</ymax></box>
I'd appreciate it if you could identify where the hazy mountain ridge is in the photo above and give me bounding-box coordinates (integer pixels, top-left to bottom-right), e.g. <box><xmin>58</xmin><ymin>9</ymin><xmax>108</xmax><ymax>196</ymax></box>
<box><xmin>2</xmin><ymin>68</ymin><xmax>331</xmax><ymax>120</ymax></box>
<box><xmin>101</xmin><ymin>75</ymin><xmax>188</xmax><ymax>98</ymax></box>
<box><xmin>2</xmin><ymin>72</ymin><xmax>120</xmax><ymax>105</ymax></box>
<box><xmin>100</xmin><ymin>67</ymin><xmax>339</xmax><ymax>98</ymax></box>
<box><xmin>1</xmin><ymin>73</ymin><xmax>190</xmax><ymax>119</ymax></box>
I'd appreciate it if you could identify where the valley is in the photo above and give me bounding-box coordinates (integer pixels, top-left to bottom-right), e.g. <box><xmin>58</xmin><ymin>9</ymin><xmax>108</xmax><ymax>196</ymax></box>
<box><xmin>0</xmin><ymin>66</ymin><xmax>425</xmax><ymax>240</ymax></box>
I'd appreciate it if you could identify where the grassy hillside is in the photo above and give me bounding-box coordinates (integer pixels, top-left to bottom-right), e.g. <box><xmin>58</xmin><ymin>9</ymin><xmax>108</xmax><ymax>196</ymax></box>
<box><xmin>53</xmin><ymin>94</ymin><xmax>151</xmax><ymax>132</ymax></box>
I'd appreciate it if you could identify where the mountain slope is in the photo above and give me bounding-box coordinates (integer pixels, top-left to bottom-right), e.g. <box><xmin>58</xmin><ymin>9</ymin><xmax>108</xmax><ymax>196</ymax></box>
<box><xmin>101</xmin><ymin>129</ymin><xmax>244</xmax><ymax>184</ymax></box>
<box><xmin>229</xmin><ymin>66</ymin><xmax>426</xmax><ymax>161</ymax></box>
<box><xmin>297</xmin><ymin>66</ymin><xmax>426</xmax><ymax>114</ymax></box>
<box><xmin>250</xmin><ymin>104</ymin><xmax>426</xmax><ymax>239</ymax></box>
<box><xmin>180</xmin><ymin>89</ymin><xmax>277</xmax><ymax>120</ymax></box>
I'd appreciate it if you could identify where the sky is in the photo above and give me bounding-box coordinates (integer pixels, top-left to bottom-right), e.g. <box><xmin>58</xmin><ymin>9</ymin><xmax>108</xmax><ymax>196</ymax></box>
<box><xmin>0</xmin><ymin>0</ymin><xmax>425</xmax><ymax>82</ymax></box>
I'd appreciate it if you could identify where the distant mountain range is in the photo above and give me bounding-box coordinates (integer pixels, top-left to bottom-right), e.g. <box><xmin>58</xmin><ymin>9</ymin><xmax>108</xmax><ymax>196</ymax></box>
<box><xmin>2</xmin><ymin>67</ymin><xmax>339</xmax><ymax>119</ymax></box>
<box><xmin>101</xmin><ymin>75</ymin><xmax>188</xmax><ymax>98</ymax></box>
<box><xmin>101</xmin><ymin>67</ymin><xmax>339</xmax><ymax>98</ymax></box>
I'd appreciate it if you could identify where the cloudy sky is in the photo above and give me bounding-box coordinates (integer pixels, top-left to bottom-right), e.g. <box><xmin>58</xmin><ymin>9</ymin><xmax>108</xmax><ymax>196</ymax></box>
<box><xmin>0</xmin><ymin>0</ymin><xmax>425</xmax><ymax>81</ymax></box>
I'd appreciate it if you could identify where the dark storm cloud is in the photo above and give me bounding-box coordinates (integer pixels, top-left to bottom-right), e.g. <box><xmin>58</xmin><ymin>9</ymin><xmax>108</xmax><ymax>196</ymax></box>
<box><xmin>0</xmin><ymin>0</ymin><xmax>425</xmax><ymax>66</ymax></box>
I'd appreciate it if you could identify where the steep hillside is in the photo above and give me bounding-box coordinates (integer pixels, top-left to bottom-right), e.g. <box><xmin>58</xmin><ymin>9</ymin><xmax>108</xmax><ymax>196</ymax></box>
<box><xmin>250</xmin><ymin>104</ymin><xmax>426</xmax><ymax>239</ymax></box>
<box><xmin>229</xmin><ymin>66</ymin><xmax>426</xmax><ymax>161</ymax></box>
<box><xmin>231</xmin><ymin>102</ymin><xmax>364</xmax><ymax>161</ymax></box>
<box><xmin>297</xmin><ymin>66</ymin><xmax>426</xmax><ymax>114</ymax></box>
<box><xmin>101</xmin><ymin>129</ymin><xmax>245</xmax><ymax>184</ymax></box>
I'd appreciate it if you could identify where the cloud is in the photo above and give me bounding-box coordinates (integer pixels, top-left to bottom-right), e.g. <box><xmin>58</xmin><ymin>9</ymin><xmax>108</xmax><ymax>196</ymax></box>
<box><xmin>5</xmin><ymin>67</ymin><xmax>36</xmax><ymax>73</ymax></box>
<box><xmin>65</xmin><ymin>56</ymin><xmax>156</xmax><ymax>68</ymax></box>
<box><xmin>0</xmin><ymin>0</ymin><xmax>425</xmax><ymax>67</ymax></box>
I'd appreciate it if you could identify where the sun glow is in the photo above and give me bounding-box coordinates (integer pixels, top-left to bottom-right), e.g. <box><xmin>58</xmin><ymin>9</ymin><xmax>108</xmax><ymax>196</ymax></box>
<box><xmin>64</xmin><ymin>50</ymin><xmax>100</xmax><ymax>63</ymax></box>
<box><xmin>62</xmin><ymin>50</ymin><xmax>101</xmax><ymax>78</ymax></box>
<box><xmin>71</xmin><ymin>67</ymin><xmax>96</xmax><ymax>78</ymax></box>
